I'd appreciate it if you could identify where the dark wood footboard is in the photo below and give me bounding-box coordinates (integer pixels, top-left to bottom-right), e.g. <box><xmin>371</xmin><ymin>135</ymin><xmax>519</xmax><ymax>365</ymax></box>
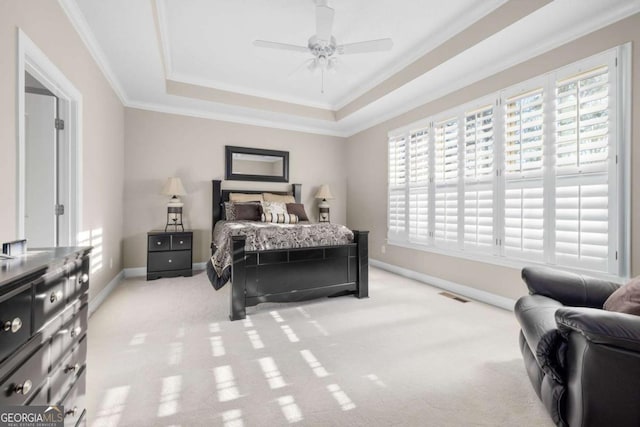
<box><xmin>230</xmin><ymin>230</ymin><xmax>369</xmax><ymax>321</ymax></box>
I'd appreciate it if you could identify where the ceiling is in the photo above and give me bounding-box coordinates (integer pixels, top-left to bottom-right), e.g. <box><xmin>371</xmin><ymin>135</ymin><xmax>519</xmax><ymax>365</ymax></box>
<box><xmin>63</xmin><ymin>0</ymin><xmax>640</xmax><ymax>136</ymax></box>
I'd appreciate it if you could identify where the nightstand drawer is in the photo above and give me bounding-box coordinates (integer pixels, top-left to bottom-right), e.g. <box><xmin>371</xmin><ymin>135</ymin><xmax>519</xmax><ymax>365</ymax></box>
<box><xmin>148</xmin><ymin>235</ymin><xmax>171</xmax><ymax>252</ymax></box>
<box><xmin>172</xmin><ymin>234</ymin><xmax>191</xmax><ymax>250</ymax></box>
<box><xmin>148</xmin><ymin>251</ymin><xmax>191</xmax><ymax>272</ymax></box>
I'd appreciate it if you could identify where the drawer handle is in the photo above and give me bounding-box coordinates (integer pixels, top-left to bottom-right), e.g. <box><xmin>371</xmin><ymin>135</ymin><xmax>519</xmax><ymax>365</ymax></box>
<box><xmin>14</xmin><ymin>379</ymin><xmax>32</xmax><ymax>395</ymax></box>
<box><xmin>179</xmin><ymin>240</ymin><xmax>184</xmax><ymax>244</ymax></box>
<box><xmin>65</xmin><ymin>407</ymin><xmax>78</xmax><ymax>417</ymax></box>
<box><xmin>2</xmin><ymin>317</ymin><xmax>22</xmax><ymax>333</ymax></box>
<box><xmin>168</xmin><ymin>259</ymin><xmax>172</xmax><ymax>263</ymax></box>
<box><xmin>78</xmin><ymin>273</ymin><xmax>89</xmax><ymax>284</ymax></box>
<box><xmin>156</xmin><ymin>241</ymin><xmax>162</xmax><ymax>245</ymax></box>
<box><xmin>70</xmin><ymin>326</ymin><xmax>82</xmax><ymax>338</ymax></box>
<box><xmin>50</xmin><ymin>290</ymin><xmax>63</xmax><ymax>303</ymax></box>
<box><xmin>65</xmin><ymin>363</ymin><xmax>80</xmax><ymax>374</ymax></box>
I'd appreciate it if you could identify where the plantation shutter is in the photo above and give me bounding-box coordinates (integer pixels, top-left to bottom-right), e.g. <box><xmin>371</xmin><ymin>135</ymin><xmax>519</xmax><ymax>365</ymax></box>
<box><xmin>388</xmin><ymin>135</ymin><xmax>407</xmax><ymax>239</ymax></box>
<box><xmin>554</xmin><ymin>65</ymin><xmax>611</xmax><ymax>271</ymax></box>
<box><xmin>434</xmin><ymin>118</ymin><xmax>459</xmax><ymax>246</ymax></box>
<box><xmin>463</xmin><ymin>105</ymin><xmax>494</xmax><ymax>251</ymax></box>
<box><xmin>408</xmin><ymin>129</ymin><xmax>430</xmax><ymax>242</ymax></box>
<box><xmin>503</xmin><ymin>89</ymin><xmax>545</xmax><ymax>261</ymax></box>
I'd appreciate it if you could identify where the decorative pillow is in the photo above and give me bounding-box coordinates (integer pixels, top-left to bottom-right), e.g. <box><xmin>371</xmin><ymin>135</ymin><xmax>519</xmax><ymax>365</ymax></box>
<box><xmin>286</xmin><ymin>203</ymin><xmax>309</xmax><ymax>221</ymax></box>
<box><xmin>263</xmin><ymin>192</ymin><xmax>296</xmax><ymax>204</ymax></box>
<box><xmin>603</xmin><ymin>276</ymin><xmax>640</xmax><ymax>316</ymax></box>
<box><xmin>262</xmin><ymin>212</ymin><xmax>299</xmax><ymax>224</ymax></box>
<box><xmin>224</xmin><ymin>202</ymin><xmax>261</xmax><ymax>221</ymax></box>
<box><xmin>229</xmin><ymin>193</ymin><xmax>263</xmax><ymax>203</ymax></box>
<box><xmin>261</xmin><ymin>201</ymin><xmax>287</xmax><ymax>216</ymax></box>
<box><xmin>235</xmin><ymin>203</ymin><xmax>262</xmax><ymax>221</ymax></box>
<box><xmin>224</xmin><ymin>202</ymin><xmax>235</xmax><ymax>220</ymax></box>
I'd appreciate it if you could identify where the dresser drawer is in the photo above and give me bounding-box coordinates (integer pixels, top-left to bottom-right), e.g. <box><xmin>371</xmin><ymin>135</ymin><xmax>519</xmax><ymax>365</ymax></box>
<box><xmin>148</xmin><ymin>251</ymin><xmax>191</xmax><ymax>272</ymax></box>
<box><xmin>33</xmin><ymin>267</ymin><xmax>67</xmax><ymax>332</ymax></box>
<box><xmin>61</xmin><ymin>305</ymin><xmax>88</xmax><ymax>352</ymax></box>
<box><xmin>50</xmin><ymin>336</ymin><xmax>87</xmax><ymax>404</ymax></box>
<box><xmin>148</xmin><ymin>234</ymin><xmax>171</xmax><ymax>252</ymax></box>
<box><xmin>0</xmin><ymin>343</ymin><xmax>48</xmax><ymax>405</ymax></box>
<box><xmin>0</xmin><ymin>285</ymin><xmax>32</xmax><ymax>363</ymax></box>
<box><xmin>60</xmin><ymin>368</ymin><xmax>86</xmax><ymax>427</ymax></box>
<box><xmin>66</xmin><ymin>257</ymin><xmax>90</xmax><ymax>303</ymax></box>
<box><xmin>171</xmin><ymin>234</ymin><xmax>192</xmax><ymax>250</ymax></box>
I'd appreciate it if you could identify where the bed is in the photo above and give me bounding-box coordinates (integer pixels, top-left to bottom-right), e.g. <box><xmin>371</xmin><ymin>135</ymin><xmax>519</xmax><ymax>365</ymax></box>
<box><xmin>207</xmin><ymin>180</ymin><xmax>369</xmax><ymax>320</ymax></box>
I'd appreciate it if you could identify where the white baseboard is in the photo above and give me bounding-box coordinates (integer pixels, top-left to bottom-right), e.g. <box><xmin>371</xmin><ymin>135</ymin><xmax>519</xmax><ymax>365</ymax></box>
<box><xmin>369</xmin><ymin>259</ymin><xmax>516</xmax><ymax>311</ymax></box>
<box><xmin>123</xmin><ymin>267</ymin><xmax>146</xmax><ymax>278</ymax></box>
<box><xmin>124</xmin><ymin>262</ymin><xmax>207</xmax><ymax>278</ymax></box>
<box><xmin>89</xmin><ymin>270</ymin><xmax>124</xmax><ymax>317</ymax></box>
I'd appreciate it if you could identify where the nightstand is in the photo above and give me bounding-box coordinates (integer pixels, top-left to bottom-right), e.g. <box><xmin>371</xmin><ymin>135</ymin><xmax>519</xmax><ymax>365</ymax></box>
<box><xmin>147</xmin><ymin>230</ymin><xmax>193</xmax><ymax>280</ymax></box>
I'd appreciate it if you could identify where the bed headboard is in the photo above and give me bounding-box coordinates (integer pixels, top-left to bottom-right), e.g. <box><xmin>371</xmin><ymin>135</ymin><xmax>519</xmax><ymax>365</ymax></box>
<box><xmin>211</xmin><ymin>180</ymin><xmax>302</xmax><ymax>232</ymax></box>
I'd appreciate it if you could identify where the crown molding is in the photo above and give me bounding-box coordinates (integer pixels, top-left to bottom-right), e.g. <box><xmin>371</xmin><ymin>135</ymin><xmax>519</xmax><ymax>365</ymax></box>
<box><xmin>57</xmin><ymin>0</ymin><xmax>129</xmax><ymax>105</ymax></box>
<box><xmin>331</xmin><ymin>0</ymin><xmax>509</xmax><ymax>110</ymax></box>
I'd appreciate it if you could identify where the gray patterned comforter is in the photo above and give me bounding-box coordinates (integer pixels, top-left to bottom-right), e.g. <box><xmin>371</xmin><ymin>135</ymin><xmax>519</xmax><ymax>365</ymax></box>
<box><xmin>206</xmin><ymin>221</ymin><xmax>354</xmax><ymax>290</ymax></box>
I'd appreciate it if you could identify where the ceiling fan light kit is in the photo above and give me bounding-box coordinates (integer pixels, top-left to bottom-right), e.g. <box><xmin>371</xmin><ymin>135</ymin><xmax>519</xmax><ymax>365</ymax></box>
<box><xmin>253</xmin><ymin>0</ymin><xmax>393</xmax><ymax>93</ymax></box>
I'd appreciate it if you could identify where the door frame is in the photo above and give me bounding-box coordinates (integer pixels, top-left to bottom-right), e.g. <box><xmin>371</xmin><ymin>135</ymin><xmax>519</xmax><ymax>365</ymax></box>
<box><xmin>17</xmin><ymin>28</ymin><xmax>82</xmax><ymax>245</ymax></box>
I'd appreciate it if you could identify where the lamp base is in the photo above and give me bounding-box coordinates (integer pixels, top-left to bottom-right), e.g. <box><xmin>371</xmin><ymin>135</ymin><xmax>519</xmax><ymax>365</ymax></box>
<box><xmin>318</xmin><ymin>199</ymin><xmax>330</xmax><ymax>223</ymax></box>
<box><xmin>165</xmin><ymin>205</ymin><xmax>184</xmax><ymax>232</ymax></box>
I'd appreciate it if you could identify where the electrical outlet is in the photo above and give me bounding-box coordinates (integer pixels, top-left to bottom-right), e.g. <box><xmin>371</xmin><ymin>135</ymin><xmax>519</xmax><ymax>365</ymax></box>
<box><xmin>381</xmin><ymin>245</ymin><xmax>386</xmax><ymax>254</ymax></box>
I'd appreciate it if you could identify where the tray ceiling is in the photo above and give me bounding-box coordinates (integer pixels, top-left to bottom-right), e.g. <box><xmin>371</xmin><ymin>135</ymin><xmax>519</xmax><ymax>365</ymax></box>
<box><xmin>63</xmin><ymin>0</ymin><xmax>640</xmax><ymax>136</ymax></box>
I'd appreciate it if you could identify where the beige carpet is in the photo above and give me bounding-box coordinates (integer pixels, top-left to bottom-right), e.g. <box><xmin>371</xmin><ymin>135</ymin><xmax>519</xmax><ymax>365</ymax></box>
<box><xmin>86</xmin><ymin>267</ymin><xmax>553</xmax><ymax>427</ymax></box>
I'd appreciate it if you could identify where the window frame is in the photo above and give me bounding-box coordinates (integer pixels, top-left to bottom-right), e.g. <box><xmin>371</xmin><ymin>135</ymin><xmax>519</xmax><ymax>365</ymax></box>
<box><xmin>386</xmin><ymin>46</ymin><xmax>630</xmax><ymax>281</ymax></box>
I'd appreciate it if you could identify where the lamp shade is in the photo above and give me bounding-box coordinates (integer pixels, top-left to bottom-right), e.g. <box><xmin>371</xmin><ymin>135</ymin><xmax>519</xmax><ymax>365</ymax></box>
<box><xmin>161</xmin><ymin>177</ymin><xmax>186</xmax><ymax>196</ymax></box>
<box><xmin>314</xmin><ymin>184</ymin><xmax>334</xmax><ymax>200</ymax></box>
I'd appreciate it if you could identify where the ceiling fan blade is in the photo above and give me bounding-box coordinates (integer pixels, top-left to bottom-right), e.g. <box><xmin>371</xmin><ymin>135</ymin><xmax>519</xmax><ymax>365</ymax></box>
<box><xmin>315</xmin><ymin>4</ymin><xmax>334</xmax><ymax>41</ymax></box>
<box><xmin>337</xmin><ymin>38</ymin><xmax>393</xmax><ymax>55</ymax></box>
<box><xmin>253</xmin><ymin>40</ymin><xmax>309</xmax><ymax>53</ymax></box>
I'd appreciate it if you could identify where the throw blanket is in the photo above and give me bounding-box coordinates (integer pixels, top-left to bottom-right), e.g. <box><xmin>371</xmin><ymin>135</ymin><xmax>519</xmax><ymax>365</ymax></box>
<box><xmin>207</xmin><ymin>221</ymin><xmax>354</xmax><ymax>290</ymax></box>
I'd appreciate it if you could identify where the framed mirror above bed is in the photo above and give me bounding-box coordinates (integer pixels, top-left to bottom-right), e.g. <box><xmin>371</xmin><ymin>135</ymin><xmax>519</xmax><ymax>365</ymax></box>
<box><xmin>225</xmin><ymin>146</ymin><xmax>289</xmax><ymax>182</ymax></box>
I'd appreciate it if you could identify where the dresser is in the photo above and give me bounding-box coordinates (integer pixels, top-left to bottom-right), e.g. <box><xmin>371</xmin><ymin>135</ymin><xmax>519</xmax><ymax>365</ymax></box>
<box><xmin>147</xmin><ymin>231</ymin><xmax>193</xmax><ymax>280</ymax></box>
<box><xmin>0</xmin><ymin>247</ymin><xmax>91</xmax><ymax>426</ymax></box>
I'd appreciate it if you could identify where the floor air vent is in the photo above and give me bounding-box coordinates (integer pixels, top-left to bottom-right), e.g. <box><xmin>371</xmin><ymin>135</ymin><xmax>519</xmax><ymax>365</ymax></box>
<box><xmin>439</xmin><ymin>292</ymin><xmax>469</xmax><ymax>303</ymax></box>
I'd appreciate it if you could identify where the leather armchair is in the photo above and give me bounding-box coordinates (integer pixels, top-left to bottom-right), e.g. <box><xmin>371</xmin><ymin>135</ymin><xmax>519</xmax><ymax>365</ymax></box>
<box><xmin>515</xmin><ymin>267</ymin><xmax>640</xmax><ymax>427</ymax></box>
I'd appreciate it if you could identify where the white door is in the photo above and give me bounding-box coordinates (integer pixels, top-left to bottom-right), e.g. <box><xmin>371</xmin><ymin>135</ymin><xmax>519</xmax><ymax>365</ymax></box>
<box><xmin>25</xmin><ymin>92</ymin><xmax>58</xmax><ymax>247</ymax></box>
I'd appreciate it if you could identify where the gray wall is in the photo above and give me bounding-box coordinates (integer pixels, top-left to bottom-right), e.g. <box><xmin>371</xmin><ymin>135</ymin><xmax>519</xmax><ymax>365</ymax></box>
<box><xmin>123</xmin><ymin>108</ymin><xmax>347</xmax><ymax>268</ymax></box>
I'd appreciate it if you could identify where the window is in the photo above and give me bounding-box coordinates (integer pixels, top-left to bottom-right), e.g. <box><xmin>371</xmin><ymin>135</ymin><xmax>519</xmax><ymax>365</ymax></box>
<box><xmin>387</xmin><ymin>48</ymin><xmax>626</xmax><ymax>277</ymax></box>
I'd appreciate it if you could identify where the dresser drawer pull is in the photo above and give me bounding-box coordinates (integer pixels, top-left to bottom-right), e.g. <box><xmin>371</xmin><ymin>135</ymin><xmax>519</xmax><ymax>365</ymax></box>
<box><xmin>70</xmin><ymin>326</ymin><xmax>82</xmax><ymax>338</ymax></box>
<box><xmin>13</xmin><ymin>379</ymin><xmax>32</xmax><ymax>395</ymax></box>
<box><xmin>65</xmin><ymin>363</ymin><xmax>80</xmax><ymax>374</ymax></box>
<box><xmin>168</xmin><ymin>259</ymin><xmax>172</xmax><ymax>263</ymax></box>
<box><xmin>179</xmin><ymin>240</ymin><xmax>184</xmax><ymax>244</ymax></box>
<box><xmin>156</xmin><ymin>241</ymin><xmax>162</xmax><ymax>246</ymax></box>
<box><xmin>78</xmin><ymin>273</ymin><xmax>89</xmax><ymax>284</ymax></box>
<box><xmin>50</xmin><ymin>290</ymin><xmax>63</xmax><ymax>303</ymax></box>
<box><xmin>2</xmin><ymin>317</ymin><xmax>22</xmax><ymax>333</ymax></box>
<box><xmin>65</xmin><ymin>407</ymin><xmax>78</xmax><ymax>418</ymax></box>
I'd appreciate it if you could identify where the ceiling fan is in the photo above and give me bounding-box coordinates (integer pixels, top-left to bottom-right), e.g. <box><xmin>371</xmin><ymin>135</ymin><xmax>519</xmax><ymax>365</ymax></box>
<box><xmin>253</xmin><ymin>0</ymin><xmax>393</xmax><ymax>93</ymax></box>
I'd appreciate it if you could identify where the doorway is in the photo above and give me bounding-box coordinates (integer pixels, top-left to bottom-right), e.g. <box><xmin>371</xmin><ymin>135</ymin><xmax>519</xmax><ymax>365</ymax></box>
<box><xmin>18</xmin><ymin>29</ymin><xmax>81</xmax><ymax>248</ymax></box>
<box><xmin>24</xmin><ymin>73</ymin><xmax>68</xmax><ymax>247</ymax></box>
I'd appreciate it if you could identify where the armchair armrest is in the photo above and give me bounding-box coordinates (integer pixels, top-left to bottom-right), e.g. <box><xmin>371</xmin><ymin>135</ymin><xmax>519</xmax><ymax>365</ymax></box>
<box><xmin>515</xmin><ymin>295</ymin><xmax>566</xmax><ymax>383</ymax></box>
<box><xmin>522</xmin><ymin>267</ymin><xmax>619</xmax><ymax>308</ymax></box>
<box><xmin>556</xmin><ymin>307</ymin><xmax>640</xmax><ymax>353</ymax></box>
